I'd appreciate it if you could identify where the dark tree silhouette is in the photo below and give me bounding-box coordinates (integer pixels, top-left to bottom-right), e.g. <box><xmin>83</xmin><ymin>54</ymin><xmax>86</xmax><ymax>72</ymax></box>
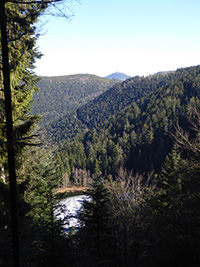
<box><xmin>0</xmin><ymin>1</ymin><xmax>74</xmax><ymax>266</ymax></box>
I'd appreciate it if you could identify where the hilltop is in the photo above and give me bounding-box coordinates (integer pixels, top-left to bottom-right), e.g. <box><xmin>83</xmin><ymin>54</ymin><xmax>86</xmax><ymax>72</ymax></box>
<box><xmin>44</xmin><ymin>66</ymin><xmax>200</xmax><ymax>176</ymax></box>
<box><xmin>32</xmin><ymin>74</ymin><xmax>118</xmax><ymax>126</ymax></box>
<box><xmin>105</xmin><ymin>72</ymin><xmax>131</xmax><ymax>81</ymax></box>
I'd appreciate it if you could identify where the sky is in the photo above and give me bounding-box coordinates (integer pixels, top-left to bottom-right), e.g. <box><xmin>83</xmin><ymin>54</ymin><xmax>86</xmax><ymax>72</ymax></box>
<box><xmin>35</xmin><ymin>0</ymin><xmax>200</xmax><ymax>78</ymax></box>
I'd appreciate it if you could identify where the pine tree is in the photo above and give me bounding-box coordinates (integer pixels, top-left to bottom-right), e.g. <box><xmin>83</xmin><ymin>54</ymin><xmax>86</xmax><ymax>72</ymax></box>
<box><xmin>0</xmin><ymin>1</ymin><xmax>73</xmax><ymax>266</ymax></box>
<box><xmin>77</xmin><ymin>178</ymin><xmax>112</xmax><ymax>266</ymax></box>
<box><xmin>142</xmin><ymin>103</ymin><xmax>200</xmax><ymax>266</ymax></box>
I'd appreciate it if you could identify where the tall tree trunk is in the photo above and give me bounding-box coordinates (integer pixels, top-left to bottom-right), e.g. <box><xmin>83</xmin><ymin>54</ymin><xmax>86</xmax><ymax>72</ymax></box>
<box><xmin>0</xmin><ymin>1</ymin><xmax>20</xmax><ymax>267</ymax></box>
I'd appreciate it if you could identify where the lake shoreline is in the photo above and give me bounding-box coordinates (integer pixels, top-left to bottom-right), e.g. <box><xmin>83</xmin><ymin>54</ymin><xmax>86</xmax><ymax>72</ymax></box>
<box><xmin>54</xmin><ymin>186</ymin><xmax>90</xmax><ymax>199</ymax></box>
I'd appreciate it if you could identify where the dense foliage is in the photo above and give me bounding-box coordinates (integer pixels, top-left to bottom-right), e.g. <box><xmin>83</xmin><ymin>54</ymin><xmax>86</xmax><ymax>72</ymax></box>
<box><xmin>0</xmin><ymin>0</ymin><xmax>42</xmax><ymax>170</ymax></box>
<box><xmin>32</xmin><ymin>74</ymin><xmax>118</xmax><ymax>126</ymax></box>
<box><xmin>75</xmin><ymin>114</ymin><xmax>200</xmax><ymax>266</ymax></box>
<box><xmin>0</xmin><ymin>1</ymin><xmax>73</xmax><ymax>266</ymax></box>
<box><xmin>57</xmin><ymin>66</ymin><xmax>200</xmax><ymax>185</ymax></box>
<box><xmin>44</xmin><ymin>111</ymin><xmax>87</xmax><ymax>144</ymax></box>
<box><xmin>1</xmin><ymin>1</ymin><xmax>200</xmax><ymax>266</ymax></box>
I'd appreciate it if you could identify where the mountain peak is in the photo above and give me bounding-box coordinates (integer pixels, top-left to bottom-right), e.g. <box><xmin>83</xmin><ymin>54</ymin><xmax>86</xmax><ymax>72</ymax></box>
<box><xmin>105</xmin><ymin>72</ymin><xmax>131</xmax><ymax>81</ymax></box>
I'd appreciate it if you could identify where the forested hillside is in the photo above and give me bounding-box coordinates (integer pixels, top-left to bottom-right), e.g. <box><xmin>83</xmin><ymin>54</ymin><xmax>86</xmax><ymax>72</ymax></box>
<box><xmin>45</xmin><ymin>72</ymin><xmax>174</xmax><ymax>143</ymax></box>
<box><xmin>2</xmin><ymin>0</ymin><xmax>200</xmax><ymax>266</ymax></box>
<box><xmin>55</xmin><ymin>66</ymin><xmax>200</xmax><ymax>184</ymax></box>
<box><xmin>32</xmin><ymin>74</ymin><xmax>118</xmax><ymax>125</ymax></box>
<box><xmin>51</xmin><ymin>65</ymin><xmax>200</xmax><ymax>266</ymax></box>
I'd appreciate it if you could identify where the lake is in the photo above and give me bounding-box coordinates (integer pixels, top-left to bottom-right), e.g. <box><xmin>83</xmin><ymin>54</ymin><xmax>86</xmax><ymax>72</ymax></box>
<box><xmin>55</xmin><ymin>194</ymin><xmax>90</xmax><ymax>230</ymax></box>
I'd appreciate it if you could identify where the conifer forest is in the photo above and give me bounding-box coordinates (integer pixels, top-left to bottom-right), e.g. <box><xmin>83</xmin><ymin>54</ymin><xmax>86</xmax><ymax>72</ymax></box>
<box><xmin>1</xmin><ymin>1</ymin><xmax>200</xmax><ymax>267</ymax></box>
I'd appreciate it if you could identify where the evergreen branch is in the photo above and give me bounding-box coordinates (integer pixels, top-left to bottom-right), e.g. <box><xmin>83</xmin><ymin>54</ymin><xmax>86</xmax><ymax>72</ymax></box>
<box><xmin>14</xmin><ymin>134</ymin><xmax>40</xmax><ymax>140</ymax></box>
<box><xmin>16</xmin><ymin>141</ymin><xmax>42</xmax><ymax>146</ymax></box>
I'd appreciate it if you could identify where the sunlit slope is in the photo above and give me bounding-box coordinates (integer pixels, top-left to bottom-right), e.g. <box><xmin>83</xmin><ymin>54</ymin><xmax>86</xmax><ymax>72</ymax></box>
<box><xmin>55</xmin><ymin>66</ymin><xmax>200</xmax><ymax>177</ymax></box>
<box><xmin>45</xmin><ymin>66</ymin><xmax>200</xmax><ymax>152</ymax></box>
<box><xmin>32</xmin><ymin>74</ymin><xmax>118</xmax><ymax>126</ymax></box>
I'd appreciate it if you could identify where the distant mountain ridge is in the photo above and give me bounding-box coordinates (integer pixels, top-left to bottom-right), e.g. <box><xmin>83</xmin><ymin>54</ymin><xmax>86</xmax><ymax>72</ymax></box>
<box><xmin>51</xmin><ymin>65</ymin><xmax>200</xmax><ymax>176</ymax></box>
<box><xmin>152</xmin><ymin>70</ymin><xmax>175</xmax><ymax>76</ymax></box>
<box><xmin>44</xmin><ymin>66</ymin><xmax>200</xmax><ymax>148</ymax></box>
<box><xmin>105</xmin><ymin>72</ymin><xmax>131</xmax><ymax>81</ymax></box>
<box><xmin>32</xmin><ymin>74</ymin><xmax>118</xmax><ymax>126</ymax></box>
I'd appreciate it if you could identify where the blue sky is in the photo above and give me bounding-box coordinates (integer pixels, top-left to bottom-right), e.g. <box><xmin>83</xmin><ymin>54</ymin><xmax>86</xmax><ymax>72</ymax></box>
<box><xmin>35</xmin><ymin>0</ymin><xmax>200</xmax><ymax>77</ymax></box>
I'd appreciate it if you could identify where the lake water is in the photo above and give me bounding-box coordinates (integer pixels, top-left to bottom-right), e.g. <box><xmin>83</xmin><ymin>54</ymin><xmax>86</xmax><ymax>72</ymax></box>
<box><xmin>55</xmin><ymin>194</ymin><xmax>90</xmax><ymax>230</ymax></box>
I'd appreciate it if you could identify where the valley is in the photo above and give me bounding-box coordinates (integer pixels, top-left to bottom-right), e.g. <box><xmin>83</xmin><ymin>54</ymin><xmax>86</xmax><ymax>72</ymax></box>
<box><xmin>1</xmin><ymin>1</ymin><xmax>200</xmax><ymax>266</ymax></box>
<box><xmin>32</xmin><ymin>66</ymin><xmax>200</xmax><ymax>186</ymax></box>
<box><xmin>32</xmin><ymin>74</ymin><xmax>119</xmax><ymax>126</ymax></box>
